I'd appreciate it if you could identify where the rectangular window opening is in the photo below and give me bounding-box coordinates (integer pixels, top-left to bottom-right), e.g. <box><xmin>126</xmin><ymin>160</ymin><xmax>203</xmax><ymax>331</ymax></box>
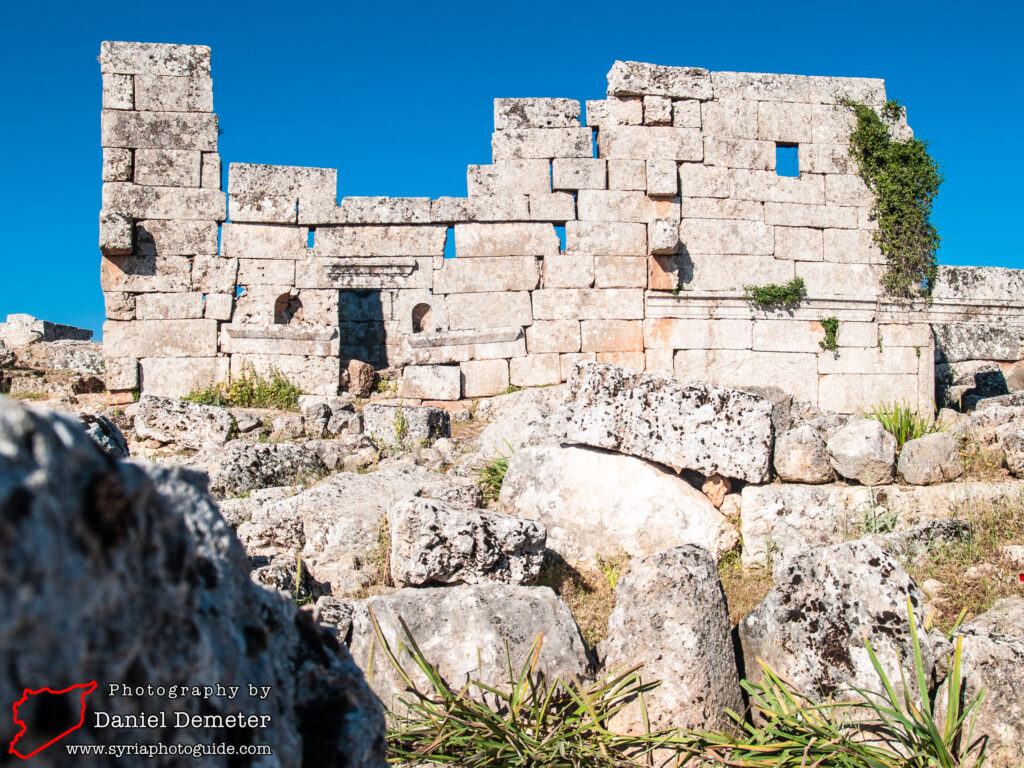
<box><xmin>217</xmin><ymin>223</ymin><xmax>223</xmax><ymax>254</ymax></box>
<box><xmin>307</xmin><ymin>228</ymin><xmax>315</xmax><ymax>248</ymax></box>
<box><xmin>444</xmin><ymin>226</ymin><xmax>456</xmax><ymax>259</ymax></box>
<box><xmin>554</xmin><ymin>224</ymin><xmax>566</xmax><ymax>252</ymax></box>
<box><xmin>591</xmin><ymin>129</ymin><xmax>599</xmax><ymax>159</ymax></box>
<box><xmin>776</xmin><ymin>143</ymin><xmax>799</xmax><ymax>177</ymax></box>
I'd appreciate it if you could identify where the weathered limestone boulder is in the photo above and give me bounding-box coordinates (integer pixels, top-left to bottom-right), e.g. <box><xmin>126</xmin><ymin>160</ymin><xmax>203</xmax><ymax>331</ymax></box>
<box><xmin>826</xmin><ymin>417</ymin><xmax>896</xmax><ymax>484</ymax></box>
<box><xmin>193</xmin><ymin>440</ymin><xmax>328</xmax><ymax>498</ymax></box>
<box><xmin>498</xmin><ymin>445</ymin><xmax>735</xmax><ymax>561</ymax></box>
<box><xmin>389</xmin><ymin>496</ymin><xmax>546</xmax><ymax>587</ymax></box>
<box><xmin>129</xmin><ymin>395</ymin><xmax>236</xmax><ymax>450</ymax></box>
<box><xmin>897</xmin><ymin>431</ymin><xmax>964</xmax><ymax>485</ymax></box>
<box><xmin>299</xmin><ymin>394</ymin><xmax>360</xmax><ymax>438</ymax></box>
<box><xmin>474</xmin><ymin>385</ymin><xmax>564</xmax><ymax>459</ymax></box>
<box><xmin>349</xmin><ymin>584</ymin><xmax>590</xmax><ymax>710</ymax></box>
<box><xmin>560</xmin><ymin>362</ymin><xmax>773</xmax><ymax>483</ymax></box>
<box><xmin>14</xmin><ymin>340</ymin><xmax>105</xmax><ymax>375</ymax></box>
<box><xmin>77</xmin><ymin>411</ymin><xmax>130</xmax><ymax>457</ymax></box>
<box><xmin>0</xmin><ymin>398</ymin><xmax>385</xmax><ymax>766</ymax></box>
<box><xmin>740</xmin><ymin>540</ymin><xmax>938</xmax><ymax>700</ymax></box>
<box><xmin>943</xmin><ymin>599</ymin><xmax>1024</xmax><ymax>768</ymax></box>
<box><xmin>601</xmin><ymin>547</ymin><xmax>742</xmax><ymax>732</ymax></box>
<box><xmin>773</xmin><ymin>424</ymin><xmax>834</xmax><ymax>483</ymax></box>
<box><xmin>363</xmin><ymin>403</ymin><xmax>450</xmax><ymax>448</ymax></box>
<box><xmin>347</xmin><ymin>359</ymin><xmax>375</xmax><ymax>396</ymax></box>
<box><xmin>1001</xmin><ymin>427</ymin><xmax>1024</xmax><ymax>477</ymax></box>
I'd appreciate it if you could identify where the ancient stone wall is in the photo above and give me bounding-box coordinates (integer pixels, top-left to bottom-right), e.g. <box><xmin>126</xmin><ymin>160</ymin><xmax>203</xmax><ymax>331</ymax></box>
<box><xmin>98</xmin><ymin>42</ymin><xmax>1024</xmax><ymax>411</ymax></box>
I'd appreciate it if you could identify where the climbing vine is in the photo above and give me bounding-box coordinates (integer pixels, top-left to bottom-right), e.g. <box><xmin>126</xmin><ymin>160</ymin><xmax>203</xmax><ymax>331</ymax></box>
<box><xmin>843</xmin><ymin>99</ymin><xmax>942</xmax><ymax>299</ymax></box>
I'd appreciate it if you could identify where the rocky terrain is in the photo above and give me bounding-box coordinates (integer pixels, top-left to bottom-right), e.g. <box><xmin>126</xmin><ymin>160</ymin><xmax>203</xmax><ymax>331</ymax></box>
<box><xmin>2</xmin><ymin>333</ymin><xmax>1023</xmax><ymax>765</ymax></box>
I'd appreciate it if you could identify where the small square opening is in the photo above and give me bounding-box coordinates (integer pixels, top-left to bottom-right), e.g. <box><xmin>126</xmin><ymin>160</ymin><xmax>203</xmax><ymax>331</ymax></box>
<box><xmin>444</xmin><ymin>226</ymin><xmax>456</xmax><ymax>259</ymax></box>
<box><xmin>776</xmin><ymin>143</ymin><xmax>799</xmax><ymax>177</ymax></box>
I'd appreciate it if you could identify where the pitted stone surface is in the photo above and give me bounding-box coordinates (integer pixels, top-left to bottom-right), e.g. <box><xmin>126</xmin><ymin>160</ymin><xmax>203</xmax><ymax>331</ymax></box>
<box><xmin>128</xmin><ymin>395</ymin><xmax>235</xmax><ymax>449</ymax></box>
<box><xmin>559</xmin><ymin>362</ymin><xmax>774</xmax><ymax>483</ymax></box>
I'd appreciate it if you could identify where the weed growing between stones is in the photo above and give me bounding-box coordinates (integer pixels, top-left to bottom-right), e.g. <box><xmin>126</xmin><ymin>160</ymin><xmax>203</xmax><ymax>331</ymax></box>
<box><xmin>375</xmin><ymin>602</ymin><xmax>987</xmax><ymax>767</ymax></box>
<box><xmin>844</xmin><ymin>99</ymin><xmax>942</xmax><ymax>298</ymax></box>
<box><xmin>866</xmin><ymin>400</ymin><xmax>939</xmax><ymax>451</ymax></box>
<box><xmin>476</xmin><ymin>446</ymin><xmax>512</xmax><ymax>504</ymax></box>
<box><xmin>535</xmin><ymin>552</ymin><xmax>624</xmax><ymax>647</ymax></box>
<box><xmin>819</xmin><ymin>316</ymin><xmax>839</xmax><ymax>353</ymax></box>
<box><xmin>717</xmin><ymin>549</ymin><xmax>773</xmax><ymax>627</ymax></box>
<box><xmin>742</xmin><ymin>278</ymin><xmax>807</xmax><ymax>310</ymax></box>
<box><xmin>183</xmin><ymin>362</ymin><xmax>303</xmax><ymax>411</ymax></box>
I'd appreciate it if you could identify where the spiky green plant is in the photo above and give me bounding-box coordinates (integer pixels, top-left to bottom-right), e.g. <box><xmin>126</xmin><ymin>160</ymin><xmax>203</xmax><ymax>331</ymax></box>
<box><xmin>476</xmin><ymin>446</ymin><xmax>512</xmax><ymax>503</ymax></box>
<box><xmin>867</xmin><ymin>400</ymin><xmax>940</xmax><ymax>450</ymax></box>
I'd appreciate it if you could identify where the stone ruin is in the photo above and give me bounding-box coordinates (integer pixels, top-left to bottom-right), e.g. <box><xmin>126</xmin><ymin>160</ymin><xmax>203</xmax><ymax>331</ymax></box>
<box><xmin>98</xmin><ymin>41</ymin><xmax>1024</xmax><ymax>410</ymax></box>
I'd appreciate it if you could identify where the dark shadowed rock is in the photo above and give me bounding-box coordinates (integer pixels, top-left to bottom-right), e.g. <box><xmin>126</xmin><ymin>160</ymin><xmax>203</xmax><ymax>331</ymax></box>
<box><xmin>193</xmin><ymin>440</ymin><xmax>328</xmax><ymax>499</ymax></box>
<box><xmin>77</xmin><ymin>411</ymin><xmax>130</xmax><ymax>458</ymax></box>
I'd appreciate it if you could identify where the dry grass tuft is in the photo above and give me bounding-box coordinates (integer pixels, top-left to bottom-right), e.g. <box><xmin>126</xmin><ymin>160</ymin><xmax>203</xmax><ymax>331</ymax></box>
<box><xmin>718</xmin><ymin>548</ymin><xmax>774</xmax><ymax>626</ymax></box>
<box><xmin>535</xmin><ymin>551</ymin><xmax>626</xmax><ymax>647</ymax></box>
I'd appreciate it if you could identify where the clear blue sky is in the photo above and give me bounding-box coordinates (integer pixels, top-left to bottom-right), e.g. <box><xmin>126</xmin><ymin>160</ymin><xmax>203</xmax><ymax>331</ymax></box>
<box><xmin>1</xmin><ymin>0</ymin><xmax>1021</xmax><ymax>335</ymax></box>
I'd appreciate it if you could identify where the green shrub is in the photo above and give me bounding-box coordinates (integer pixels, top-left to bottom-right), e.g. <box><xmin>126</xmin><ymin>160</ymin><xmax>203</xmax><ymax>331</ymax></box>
<box><xmin>844</xmin><ymin>99</ymin><xmax>942</xmax><ymax>298</ymax></box>
<box><xmin>743</xmin><ymin>277</ymin><xmax>807</xmax><ymax>309</ymax></box>
<box><xmin>819</xmin><ymin>316</ymin><xmax>839</xmax><ymax>352</ymax></box>
<box><xmin>183</xmin><ymin>363</ymin><xmax>303</xmax><ymax>411</ymax></box>
<box><xmin>866</xmin><ymin>400</ymin><xmax>939</xmax><ymax>450</ymax></box>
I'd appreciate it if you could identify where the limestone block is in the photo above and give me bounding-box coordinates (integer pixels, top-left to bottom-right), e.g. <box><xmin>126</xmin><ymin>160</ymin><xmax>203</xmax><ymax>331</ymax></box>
<box><xmin>363</xmin><ymin>404</ymin><xmax>450</xmax><ymax>446</ymax></box>
<box><xmin>710</xmin><ymin>71</ymin><xmax>813</xmax><ymax>103</ymax></box>
<box><xmin>812</xmin><ymin>104</ymin><xmax>858</xmax><ymax>144</ymax></box>
<box><xmin>597</xmin><ymin>126</ymin><xmax>703</xmax><ymax>161</ymax></box>
<box><xmin>685</xmin><ymin>253</ymin><xmax>794</xmax><ymax>290</ymax></box>
<box><xmin>680</xmin><ymin>197</ymin><xmax>763</xmax><ymax>222</ymax></box>
<box><xmin>796</xmin><ymin>262</ymin><xmax>883</xmax><ymax>298</ymax></box>
<box><xmin>238</xmin><ymin>258</ymin><xmax>295</xmax><ymax>286</ymax></box>
<box><xmin>607</xmin><ymin>159</ymin><xmax>646</xmax><ymax>190</ymax></box>
<box><xmin>933</xmin><ymin>323</ymin><xmax>1021</xmax><ymax>363</ymax></box>
<box><xmin>433</xmin><ymin>256</ymin><xmax>540</xmax><ymax>293</ymax></box>
<box><xmin>817</xmin><ymin>347</ymin><xmax>932</xmax><ymax>377</ymax></box>
<box><xmin>102</xmin><ymin>147</ymin><xmax>133</xmax><ymax>181</ymax></box>
<box><xmin>201</xmin><ymin>152</ymin><xmax>221</xmax><ymax>189</ymax></box>
<box><xmin>491</xmin><ymin>128</ymin><xmax>593</xmax><ymax>159</ymax></box>
<box><xmin>581</xmin><ymin>320</ymin><xmax>642</xmax><ymax>352</ymax></box>
<box><xmin>105</xmin><ymin>357</ymin><xmax>139</xmax><ymax>390</ymax></box>
<box><xmin>775</xmin><ymin>226</ymin><xmax>823</xmax><ymax>261</ymax></box>
<box><xmin>765</xmin><ymin>202</ymin><xmax>858</xmax><ymax>229</ymax></box>
<box><xmin>577</xmin><ymin>190</ymin><xmax>655</xmax><ymax>222</ymax></box>
<box><xmin>300</xmin><ymin>196</ymin><xmax>432</xmax><ymax>225</ymax></box>
<box><xmin>752</xmin><ymin>319</ymin><xmax>827</xmax><ymax>353</ymax></box>
<box><xmin>133</xmin><ymin>148</ymin><xmax>202</xmax><ymax>187</ymax></box>
<box><xmin>102</xmin><ymin>73</ymin><xmax>134</xmax><ymax>109</ymax></box>
<box><xmin>837</xmin><ymin>322</ymin><xmax>879</xmax><ymax>348</ymax></box>
<box><xmin>807</xmin><ymin>76</ymin><xmax>887</xmax><ymax>105</ymax></box>
<box><xmin>429</xmin><ymin>195</ymin><xmax>530</xmax><ymax>222</ymax></box>
<box><xmin>879</xmin><ymin>323</ymin><xmax>932</xmax><ymax>348</ymax></box>
<box><xmin>646</xmin><ymin>160</ymin><xmax>678</xmax><ymax>195</ymax></box>
<box><xmin>399</xmin><ymin>365</ymin><xmax>461</xmax><ymax>400</ymax></box>
<box><xmin>729</xmin><ymin>169</ymin><xmax>825</xmax><ymax>204</ymax></box>
<box><xmin>460</xmin><ymin>359</ymin><xmax>509</xmax><ymax>398</ymax></box>
<box><xmin>799</xmin><ymin>143</ymin><xmax>856</xmax><ymax>175</ymax></box>
<box><xmin>445</xmin><ymin>292</ymin><xmax>532</xmax><ymax>330</ymax></box>
<box><xmin>103</xmin><ymin>319</ymin><xmax>218</xmax><ymax>359</ymax></box>
<box><xmin>827</xmin><ymin>418</ymin><xmax>896</xmax><ymax>484</ymax></box>
<box><xmin>679</xmin><ymin>218</ymin><xmax>773</xmax><ymax>255</ymax></box>
<box><xmin>595</xmin><ymin>255</ymin><xmax>646</xmax><ymax>287</ymax></box>
<box><xmin>392</xmin><ymin>289</ymin><xmax>443</xmax><ymax>333</ymax></box>
<box><xmin>101</xmin><ymin>110</ymin><xmax>217</xmax><ymax>151</ymax></box>
<box><xmin>597</xmin><ymin>351</ymin><xmax>645</xmax><ymax>370</ymax></box>
<box><xmin>133</xmin><ymin>219</ymin><xmax>218</xmax><ymax>256</ymax></box>
<box><xmin>192</xmin><ymin>256</ymin><xmax>238</xmax><ymax>294</ymax></box>
<box><xmin>134</xmin><ymin>75</ymin><xmax>213</xmax><ymax>112</ymax></box>
<box><xmin>99</xmin><ymin>41</ymin><xmax>211</xmax><ymax>76</ymax></box>
<box><xmin>817</xmin><ymin>374</ymin><xmax>919</xmax><ymax>414</ymax></box>
<box><xmin>565</xmin><ymin>221</ymin><xmax>646</xmax><ymax>255</ymax></box>
<box><xmin>674</xmin><ymin>349</ymin><xmax>818</xmax><ymax>404</ymax></box>
<box><xmin>701</xmin><ymin>99</ymin><xmax>758</xmax><ymax>138</ymax></box>
<box><xmin>228</xmin><ymin>163</ymin><xmax>337</xmax><ymax>202</ymax></box>
<box><xmin>139</xmin><ymin>357</ymin><xmax>229</xmax><ymax>398</ymax></box>
<box><xmin>649</xmin><ymin>254</ymin><xmax>680</xmax><ymax>290</ymax></box>
<box><xmin>649</xmin><ymin>218</ymin><xmax>680</xmax><ymax>255</ymax></box>
<box><xmin>228</xmin><ymin>194</ymin><xmax>296</xmax><ymax>224</ymax></box>
<box><xmin>295</xmin><ymin>257</ymin><xmax>432</xmax><ymax>291</ymax></box>
<box><xmin>527</xmin><ymin>321</ymin><xmax>581</xmax><ymax>354</ymax></box>
<box><xmin>823</xmin><ymin>228</ymin><xmax>884</xmax><ymax>264</ymax></box>
<box><xmin>101</xmin><ymin>183</ymin><xmax>225</xmax><ymax>220</ymax></box>
<box><xmin>643</xmin><ymin>95</ymin><xmax>673</xmax><ymax>124</ymax></box>
<box><xmin>679</xmin><ymin>163</ymin><xmax>730</xmax><ymax>198</ymax></box>
<box><xmin>644</xmin><ymin>318</ymin><xmax>754</xmax><ymax>350</ymax></box>
<box><xmin>552</xmin><ymin>158</ymin><xmax>607</xmax><ymax>190</ymax></box>
<box><xmin>528</xmin><ymin>192</ymin><xmax>576</xmax><ymax>221</ymax></box>
<box><xmin>510</xmin><ymin>354</ymin><xmax>561</xmax><ymax>387</ymax></box>
<box><xmin>493</xmin><ymin>98</ymin><xmax>581</xmax><ymax>129</ymax></box>
<box><xmin>585</xmin><ymin>96</ymin><xmax>642</xmax><ymax>126</ymax></box>
<box><xmin>668</xmin><ymin>98</ymin><xmax>700</xmax><ymax>127</ymax></box>
<box><xmin>757</xmin><ymin>101</ymin><xmax>814</xmax><ymax>143</ymax></box>
<box><xmin>135</xmin><ymin>292</ymin><xmax>205</xmax><ymax>320</ymax></box>
<box><xmin>773</xmin><ymin>425</ymin><xmax>834</xmax><ymax>484</ymax></box>
<box><xmin>101</xmin><ymin>254</ymin><xmax>191</xmax><ymax>293</ymax></box>
<box><xmin>230</xmin><ymin>353</ymin><xmax>340</xmax><ymax>396</ymax></box>
<box><xmin>205</xmin><ymin>293</ymin><xmax>233</xmax><ymax>320</ymax></box>
<box><xmin>897</xmin><ymin>432</ymin><xmax>964</xmax><ymax>485</ymax></box>
<box><xmin>315</xmin><ymin>225</ymin><xmax>446</xmax><ymax>256</ymax></box>
<box><xmin>532</xmin><ymin>288</ymin><xmax>644</xmax><ymax>320</ymax></box>
<box><xmin>99</xmin><ymin>211</ymin><xmax>133</xmax><ymax>255</ymax></box>
<box><xmin>454</xmin><ymin>222</ymin><xmax>559</xmax><ymax>257</ymax></box>
<box><xmin>644</xmin><ymin>348</ymin><xmax>673</xmax><ymax>374</ymax></box>
<box><xmin>104</xmin><ymin>292</ymin><xmax>135</xmax><ymax>321</ymax></box>
<box><xmin>934</xmin><ymin>265</ymin><xmax>1024</xmax><ymax>303</ymax></box>
<box><xmin>606</xmin><ymin>61</ymin><xmax>713</xmax><ymax>100</ymax></box>
<box><xmin>824</xmin><ymin>175</ymin><xmax>873</xmax><ymax>208</ymax></box>
<box><xmin>221</xmin><ymin>223</ymin><xmax>307</xmax><ymax>260</ymax></box>
<box><xmin>543</xmin><ymin>253</ymin><xmax>594</xmax><ymax>288</ymax></box>
<box><xmin>466</xmin><ymin>160</ymin><xmax>550</xmax><ymax>195</ymax></box>
<box><xmin>704</xmin><ymin>137</ymin><xmax>775</xmax><ymax>170</ymax></box>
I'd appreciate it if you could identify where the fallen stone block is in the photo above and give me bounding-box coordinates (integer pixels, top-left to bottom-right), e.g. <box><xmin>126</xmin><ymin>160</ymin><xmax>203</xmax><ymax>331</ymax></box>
<box><xmin>129</xmin><ymin>395</ymin><xmax>235</xmax><ymax>449</ymax></box>
<box><xmin>897</xmin><ymin>431</ymin><xmax>964</xmax><ymax>485</ymax></box>
<box><xmin>363</xmin><ymin>403</ymin><xmax>450</xmax><ymax>447</ymax></box>
<box><xmin>826</xmin><ymin>417</ymin><xmax>896</xmax><ymax>484</ymax></box>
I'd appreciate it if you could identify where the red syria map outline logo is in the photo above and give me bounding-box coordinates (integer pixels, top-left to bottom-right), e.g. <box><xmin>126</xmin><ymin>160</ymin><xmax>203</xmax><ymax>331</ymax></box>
<box><xmin>9</xmin><ymin>681</ymin><xmax>97</xmax><ymax>759</ymax></box>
